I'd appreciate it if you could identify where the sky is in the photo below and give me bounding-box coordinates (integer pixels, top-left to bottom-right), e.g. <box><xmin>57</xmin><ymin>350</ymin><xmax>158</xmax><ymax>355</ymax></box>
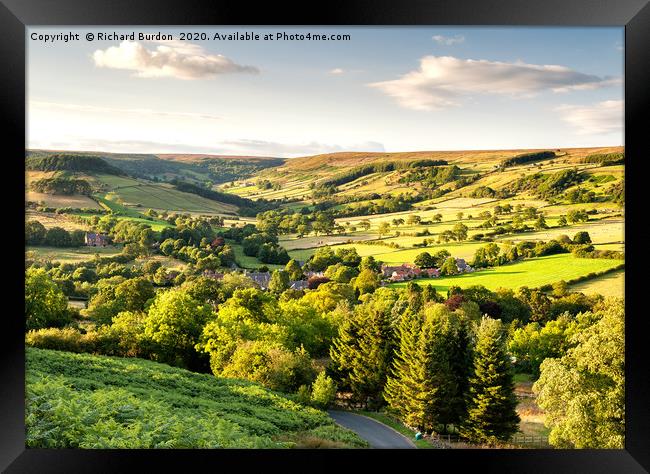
<box><xmin>27</xmin><ymin>27</ymin><xmax>624</xmax><ymax>158</ymax></box>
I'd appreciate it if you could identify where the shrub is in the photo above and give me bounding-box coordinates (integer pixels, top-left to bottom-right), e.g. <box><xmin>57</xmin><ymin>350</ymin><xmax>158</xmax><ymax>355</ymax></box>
<box><xmin>310</xmin><ymin>372</ymin><xmax>337</xmax><ymax>409</ymax></box>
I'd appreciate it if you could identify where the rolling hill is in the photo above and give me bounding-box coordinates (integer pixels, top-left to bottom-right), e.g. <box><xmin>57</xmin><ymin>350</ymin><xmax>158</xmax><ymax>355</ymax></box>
<box><xmin>26</xmin><ymin>347</ymin><xmax>367</xmax><ymax>449</ymax></box>
<box><xmin>220</xmin><ymin>146</ymin><xmax>624</xmax><ymax>202</ymax></box>
<box><xmin>27</xmin><ymin>149</ymin><xmax>285</xmax><ymax>185</ymax></box>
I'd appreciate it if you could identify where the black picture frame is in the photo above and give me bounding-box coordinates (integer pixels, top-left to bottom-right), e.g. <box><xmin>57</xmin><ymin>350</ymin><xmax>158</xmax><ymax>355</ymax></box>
<box><xmin>2</xmin><ymin>0</ymin><xmax>648</xmax><ymax>471</ymax></box>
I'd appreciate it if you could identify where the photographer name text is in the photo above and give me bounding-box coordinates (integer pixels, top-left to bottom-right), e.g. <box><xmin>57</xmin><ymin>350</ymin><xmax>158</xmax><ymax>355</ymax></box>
<box><xmin>30</xmin><ymin>31</ymin><xmax>351</xmax><ymax>43</ymax></box>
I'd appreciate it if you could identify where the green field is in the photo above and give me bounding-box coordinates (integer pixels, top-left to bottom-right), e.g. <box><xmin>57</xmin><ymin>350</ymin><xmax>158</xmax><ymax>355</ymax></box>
<box><xmin>26</xmin><ymin>348</ymin><xmax>367</xmax><ymax>449</ymax></box>
<box><xmin>76</xmin><ymin>211</ymin><xmax>172</xmax><ymax>232</ymax></box>
<box><xmin>498</xmin><ymin>218</ymin><xmax>624</xmax><ymax>245</ymax></box>
<box><xmin>229</xmin><ymin>242</ymin><xmax>285</xmax><ymax>271</ymax></box>
<box><xmin>289</xmin><ymin>241</ymin><xmax>490</xmax><ymax>265</ymax></box>
<box><xmin>390</xmin><ymin>254</ymin><xmax>624</xmax><ymax>294</ymax></box>
<box><xmin>26</xmin><ymin>245</ymin><xmax>122</xmax><ymax>263</ymax></box>
<box><xmin>569</xmin><ymin>268</ymin><xmax>625</xmax><ymax>297</ymax></box>
<box><xmin>95</xmin><ymin>174</ymin><xmax>238</xmax><ymax>214</ymax></box>
<box><xmin>26</xmin><ymin>191</ymin><xmax>102</xmax><ymax>209</ymax></box>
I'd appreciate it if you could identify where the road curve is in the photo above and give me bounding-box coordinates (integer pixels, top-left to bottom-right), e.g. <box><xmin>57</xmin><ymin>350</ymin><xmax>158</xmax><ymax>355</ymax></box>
<box><xmin>328</xmin><ymin>410</ymin><xmax>416</xmax><ymax>449</ymax></box>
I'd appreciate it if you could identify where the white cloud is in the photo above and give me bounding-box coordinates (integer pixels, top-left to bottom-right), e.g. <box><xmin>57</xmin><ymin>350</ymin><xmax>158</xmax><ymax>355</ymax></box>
<box><xmin>92</xmin><ymin>40</ymin><xmax>258</xmax><ymax>79</ymax></box>
<box><xmin>329</xmin><ymin>68</ymin><xmax>345</xmax><ymax>75</ymax></box>
<box><xmin>369</xmin><ymin>55</ymin><xmax>621</xmax><ymax>111</ymax></box>
<box><xmin>30</xmin><ymin>100</ymin><xmax>222</xmax><ymax>121</ymax></box>
<box><xmin>432</xmin><ymin>35</ymin><xmax>465</xmax><ymax>45</ymax></box>
<box><xmin>556</xmin><ymin>100</ymin><xmax>623</xmax><ymax>135</ymax></box>
<box><xmin>28</xmin><ymin>136</ymin><xmax>385</xmax><ymax>158</ymax></box>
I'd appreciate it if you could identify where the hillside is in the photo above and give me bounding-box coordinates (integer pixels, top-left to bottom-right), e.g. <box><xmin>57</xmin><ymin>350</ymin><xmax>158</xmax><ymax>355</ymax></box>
<box><xmin>27</xmin><ymin>149</ymin><xmax>285</xmax><ymax>185</ymax></box>
<box><xmin>26</xmin><ymin>348</ymin><xmax>368</xmax><ymax>449</ymax></box>
<box><xmin>26</xmin><ymin>153</ymin><xmax>126</xmax><ymax>176</ymax></box>
<box><xmin>221</xmin><ymin>146</ymin><xmax>624</xmax><ymax>202</ymax></box>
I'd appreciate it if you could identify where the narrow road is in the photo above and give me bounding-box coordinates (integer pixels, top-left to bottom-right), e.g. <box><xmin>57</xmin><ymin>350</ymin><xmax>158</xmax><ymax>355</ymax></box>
<box><xmin>328</xmin><ymin>410</ymin><xmax>416</xmax><ymax>449</ymax></box>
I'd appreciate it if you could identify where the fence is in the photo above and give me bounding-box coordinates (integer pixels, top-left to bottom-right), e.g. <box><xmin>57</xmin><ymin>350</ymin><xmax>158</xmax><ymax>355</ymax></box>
<box><xmin>429</xmin><ymin>433</ymin><xmax>549</xmax><ymax>448</ymax></box>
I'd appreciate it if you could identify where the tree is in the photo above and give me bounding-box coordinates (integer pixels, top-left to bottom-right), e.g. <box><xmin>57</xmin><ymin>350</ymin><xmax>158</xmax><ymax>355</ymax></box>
<box><xmin>460</xmin><ymin>317</ymin><xmax>520</xmax><ymax>444</ymax></box>
<box><xmin>329</xmin><ymin>291</ymin><xmax>396</xmax><ymax>408</ymax></box>
<box><xmin>534</xmin><ymin>214</ymin><xmax>548</xmax><ymax>230</ymax></box>
<box><xmin>378</xmin><ymin>222</ymin><xmax>391</xmax><ymax>238</ymax></box>
<box><xmin>567</xmin><ymin>209</ymin><xmax>589</xmax><ymax>223</ymax></box>
<box><xmin>285</xmin><ymin>259</ymin><xmax>304</xmax><ymax>281</ymax></box>
<box><xmin>508</xmin><ymin>314</ymin><xmax>578</xmax><ymax>377</ymax></box>
<box><xmin>422</xmin><ymin>285</ymin><xmax>439</xmax><ymax>304</ymax></box>
<box><xmin>311</xmin><ymin>372</ymin><xmax>337</xmax><ymax>409</ymax></box>
<box><xmin>72</xmin><ymin>267</ymin><xmax>96</xmax><ymax>283</ymax></box>
<box><xmin>26</xmin><ymin>221</ymin><xmax>47</xmax><ymax>245</ymax></box>
<box><xmin>114</xmin><ymin>277</ymin><xmax>155</xmax><ymax>311</ymax></box>
<box><xmin>384</xmin><ymin>311</ymin><xmax>426</xmax><ymax>427</ymax></box>
<box><xmin>392</xmin><ymin>218</ymin><xmax>405</xmax><ymax>227</ymax></box>
<box><xmin>385</xmin><ymin>305</ymin><xmax>472</xmax><ymax>432</ymax></box>
<box><xmin>457</xmin><ymin>212</ymin><xmax>464</xmax><ymax>221</ymax></box>
<box><xmin>453</xmin><ymin>223</ymin><xmax>468</xmax><ymax>241</ymax></box>
<box><xmin>325</xmin><ymin>263</ymin><xmax>358</xmax><ymax>284</ymax></box>
<box><xmin>432</xmin><ymin>250</ymin><xmax>451</xmax><ymax>267</ymax></box>
<box><xmin>439</xmin><ymin>257</ymin><xmax>458</xmax><ymax>276</ymax></box>
<box><xmin>45</xmin><ymin>227</ymin><xmax>72</xmax><ymax>247</ymax></box>
<box><xmin>414</xmin><ymin>252</ymin><xmax>435</xmax><ymax>269</ymax></box>
<box><xmin>144</xmin><ymin>288</ymin><xmax>215</xmax><ymax>370</ymax></box>
<box><xmin>516</xmin><ymin>287</ymin><xmax>552</xmax><ymax>323</ymax></box>
<box><xmin>406</xmin><ymin>215</ymin><xmax>421</xmax><ymax>226</ymax></box>
<box><xmin>359</xmin><ymin>220</ymin><xmax>371</xmax><ymax>231</ymax></box>
<box><xmin>557</xmin><ymin>215</ymin><xmax>568</xmax><ymax>226</ymax></box>
<box><xmin>573</xmin><ymin>231</ymin><xmax>592</xmax><ymax>244</ymax></box>
<box><xmin>25</xmin><ymin>268</ymin><xmax>70</xmax><ymax>330</ymax></box>
<box><xmin>353</xmin><ymin>269</ymin><xmax>380</xmax><ymax>296</ymax></box>
<box><xmin>533</xmin><ymin>298</ymin><xmax>624</xmax><ymax>448</ymax></box>
<box><xmin>360</xmin><ymin>255</ymin><xmax>380</xmax><ymax>273</ymax></box>
<box><xmin>268</xmin><ymin>270</ymin><xmax>291</xmax><ymax>294</ymax></box>
<box><xmin>308</xmin><ymin>246</ymin><xmax>339</xmax><ymax>272</ymax></box>
<box><xmin>335</xmin><ymin>247</ymin><xmax>361</xmax><ymax>267</ymax></box>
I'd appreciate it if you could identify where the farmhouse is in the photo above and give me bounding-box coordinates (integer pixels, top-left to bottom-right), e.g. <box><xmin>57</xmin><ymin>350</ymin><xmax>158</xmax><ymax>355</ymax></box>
<box><xmin>290</xmin><ymin>280</ymin><xmax>309</xmax><ymax>290</ymax></box>
<box><xmin>304</xmin><ymin>271</ymin><xmax>325</xmax><ymax>279</ymax></box>
<box><xmin>381</xmin><ymin>263</ymin><xmax>421</xmax><ymax>279</ymax></box>
<box><xmin>203</xmin><ymin>270</ymin><xmax>225</xmax><ymax>280</ymax></box>
<box><xmin>84</xmin><ymin>232</ymin><xmax>108</xmax><ymax>247</ymax></box>
<box><xmin>455</xmin><ymin>258</ymin><xmax>474</xmax><ymax>273</ymax></box>
<box><xmin>244</xmin><ymin>270</ymin><xmax>272</xmax><ymax>289</ymax></box>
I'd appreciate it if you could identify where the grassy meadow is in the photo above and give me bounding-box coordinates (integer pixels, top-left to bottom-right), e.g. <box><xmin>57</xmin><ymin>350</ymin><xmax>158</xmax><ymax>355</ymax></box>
<box><xmin>390</xmin><ymin>254</ymin><xmax>624</xmax><ymax>293</ymax></box>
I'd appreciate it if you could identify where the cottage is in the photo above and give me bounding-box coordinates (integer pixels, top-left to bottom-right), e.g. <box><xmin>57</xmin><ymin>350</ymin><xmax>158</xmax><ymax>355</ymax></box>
<box><xmin>423</xmin><ymin>268</ymin><xmax>440</xmax><ymax>278</ymax></box>
<box><xmin>203</xmin><ymin>270</ymin><xmax>225</xmax><ymax>280</ymax></box>
<box><xmin>244</xmin><ymin>271</ymin><xmax>272</xmax><ymax>289</ymax></box>
<box><xmin>304</xmin><ymin>271</ymin><xmax>325</xmax><ymax>279</ymax></box>
<box><xmin>455</xmin><ymin>258</ymin><xmax>474</xmax><ymax>273</ymax></box>
<box><xmin>84</xmin><ymin>232</ymin><xmax>108</xmax><ymax>247</ymax></box>
<box><xmin>290</xmin><ymin>280</ymin><xmax>309</xmax><ymax>291</ymax></box>
<box><xmin>381</xmin><ymin>264</ymin><xmax>419</xmax><ymax>279</ymax></box>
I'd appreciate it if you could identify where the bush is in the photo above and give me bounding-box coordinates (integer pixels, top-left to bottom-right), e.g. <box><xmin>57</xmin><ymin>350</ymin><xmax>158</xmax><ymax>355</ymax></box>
<box><xmin>310</xmin><ymin>372</ymin><xmax>337</xmax><ymax>409</ymax></box>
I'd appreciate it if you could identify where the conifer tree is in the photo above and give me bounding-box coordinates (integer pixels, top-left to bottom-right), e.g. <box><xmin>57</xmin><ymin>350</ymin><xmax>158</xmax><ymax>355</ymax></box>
<box><xmin>385</xmin><ymin>305</ymin><xmax>468</xmax><ymax>432</ymax></box>
<box><xmin>384</xmin><ymin>311</ymin><xmax>427</xmax><ymax>427</ymax></box>
<box><xmin>349</xmin><ymin>306</ymin><xmax>394</xmax><ymax>409</ymax></box>
<box><xmin>328</xmin><ymin>317</ymin><xmax>361</xmax><ymax>393</ymax></box>
<box><xmin>329</xmin><ymin>297</ymin><xmax>395</xmax><ymax>409</ymax></box>
<box><xmin>422</xmin><ymin>285</ymin><xmax>439</xmax><ymax>304</ymax></box>
<box><xmin>460</xmin><ymin>316</ymin><xmax>520</xmax><ymax>444</ymax></box>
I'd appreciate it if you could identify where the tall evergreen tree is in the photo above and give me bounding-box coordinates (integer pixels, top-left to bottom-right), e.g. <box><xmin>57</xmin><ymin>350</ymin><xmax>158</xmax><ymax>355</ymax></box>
<box><xmin>329</xmin><ymin>293</ymin><xmax>396</xmax><ymax>409</ymax></box>
<box><xmin>460</xmin><ymin>317</ymin><xmax>520</xmax><ymax>444</ymax></box>
<box><xmin>385</xmin><ymin>305</ymin><xmax>469</xmax><ymax>432</ymax></box>
<box><xmin>384</xmin><ymin>311</ymin><xmax>427</xmax><ymax>427</ymax></box>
